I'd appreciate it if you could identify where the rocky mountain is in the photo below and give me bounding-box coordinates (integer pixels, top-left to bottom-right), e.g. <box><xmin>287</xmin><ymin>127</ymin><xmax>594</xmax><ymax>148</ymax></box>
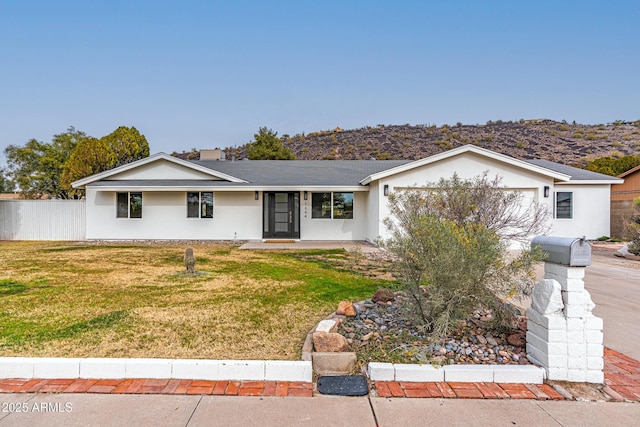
<box><xmin>174</xmin><ymin>119</ymin><xmax>640</xmax><ymax>167</ymax></box>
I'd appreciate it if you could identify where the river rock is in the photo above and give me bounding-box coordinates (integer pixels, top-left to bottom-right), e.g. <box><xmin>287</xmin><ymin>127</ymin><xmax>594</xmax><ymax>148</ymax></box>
<box><xmin>507</xmin><ymin>332</ymin><xmax>526</xmax><ymax>347</ymax></box>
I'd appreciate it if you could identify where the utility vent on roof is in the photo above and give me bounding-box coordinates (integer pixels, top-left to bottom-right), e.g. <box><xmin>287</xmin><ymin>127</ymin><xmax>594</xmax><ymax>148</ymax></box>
<box><xmin>200</xmin><ymin>149</ymin><xmax>225</xmax><ymax>161</ymax></box>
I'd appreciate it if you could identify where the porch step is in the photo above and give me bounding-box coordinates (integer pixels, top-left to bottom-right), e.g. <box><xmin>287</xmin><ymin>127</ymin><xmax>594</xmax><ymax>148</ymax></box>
<box><xmin>263</xmin><ymin>240</ymin><xmax>297</xmax><ymax>244</ymax></box>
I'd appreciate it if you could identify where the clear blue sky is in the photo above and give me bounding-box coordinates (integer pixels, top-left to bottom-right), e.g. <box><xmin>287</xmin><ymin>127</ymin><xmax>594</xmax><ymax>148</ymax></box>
<box><xmin>1</xmin><ymin>0</ymin><xmax>639</xmax><ymax>162</ymax></box>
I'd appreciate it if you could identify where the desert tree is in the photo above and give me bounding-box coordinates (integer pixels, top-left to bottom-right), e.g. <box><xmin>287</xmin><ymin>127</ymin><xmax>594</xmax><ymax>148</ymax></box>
<box><xmin>381</xmin><ymin>172</ymin><xmax>549</xmax><ymax>339</ymax></box>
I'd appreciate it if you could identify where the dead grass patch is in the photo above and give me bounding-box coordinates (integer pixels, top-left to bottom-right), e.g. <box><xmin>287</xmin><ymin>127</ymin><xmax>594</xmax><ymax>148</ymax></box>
<box><xmin>0</xmin><ymin>241</ymin><xmax>392</xmax><ymax>359</ymax></box>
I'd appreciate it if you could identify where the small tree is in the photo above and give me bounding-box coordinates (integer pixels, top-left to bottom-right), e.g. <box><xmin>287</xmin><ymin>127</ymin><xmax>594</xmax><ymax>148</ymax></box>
<box><xmin>60</xmin><ymin>138</ymin><xmax>116</xmax><ymax>197</ymax></box>
<box><xmin>4</xmin><ymin>127</ymin><xmax>87</xmax><ymax>199</ymax></box>
<box><xmin>60</xmin><ymin>126</ymin><xmax>150</xmax><ymax>196</ymax></box>
<box><xmin>381</xmin><ymin>173</ymin><xmax>548</xmax><ymax>339</ymax></box>
<box><xmin>246</xmin><ymin>127</ymin><xmax>295</xmax><ymax>160</ymax></box>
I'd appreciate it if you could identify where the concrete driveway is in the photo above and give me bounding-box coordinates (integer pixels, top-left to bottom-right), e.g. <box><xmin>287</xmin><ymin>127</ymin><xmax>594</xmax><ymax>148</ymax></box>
<box><xmin>531</xmin><ymin>244</ymin><xmax>640</xmax><ymax>360</ymax></box>
<box><xmin>583</xmin><ymin>246</ymin><xmax>640</xmax><ymax>360</ymax></box>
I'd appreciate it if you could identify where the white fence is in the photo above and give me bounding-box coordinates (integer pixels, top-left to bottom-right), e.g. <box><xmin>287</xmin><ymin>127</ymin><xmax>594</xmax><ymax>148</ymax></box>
<box><xmin>0</xmin><ymin>200</ymin><xmax>86</xmax><ymax>240</ymax></box>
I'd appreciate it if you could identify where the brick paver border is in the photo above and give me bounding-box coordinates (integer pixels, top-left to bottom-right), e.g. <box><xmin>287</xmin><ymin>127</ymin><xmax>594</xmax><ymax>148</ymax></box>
<box><xmin>374</xmin><ymin>381</ymin><xmax>564</xmax><ymax>400</ymax></box>
<box><xmin>372</xmin><ymin>348</ymin><xmax>640</xmax><ymax>401</ymax></box>
<box><xmin>0</xmin><ymin>379</ymin><xmax>313</xmax><ymax>397</ymax></box>
<box><xmin>0</xmin><ymin>348</ymin><xmax>637</xmax><ymax>401</ymax></box>
<box><xmin>603</xmin><ymin>348</ymin><xmax>640</xmax><ymax>401</ymax></box>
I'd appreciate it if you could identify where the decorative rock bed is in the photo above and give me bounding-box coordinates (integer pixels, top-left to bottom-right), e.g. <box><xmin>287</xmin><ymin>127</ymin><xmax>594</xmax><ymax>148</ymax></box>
<box><xmin>304</xmin><ymin>289</ymin><xmax>544</xmax><ymax>383</ymax></box>
<box><xmin>341</xmin><ymin>291</ymin><xmax>529</xmax><ymax>366</ymax></box>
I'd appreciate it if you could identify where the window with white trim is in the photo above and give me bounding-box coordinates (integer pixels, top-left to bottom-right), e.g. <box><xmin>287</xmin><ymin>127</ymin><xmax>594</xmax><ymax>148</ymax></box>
<box><xmin>187</xmin><ymin>192</ymin><xmax>213</xmax><ymax>218</ymax></box>
<box><xmin>116</xmin><ymin>192</ymin><xmax>142</xmax><ymax>218</ymax></box>
<box><xmin>555</xmin><ymin>191</ymin><xmax>573</xmax><ymax>219</ymax></box>
<box><xmin>311</xmin><ymin>192</ymin><xmax>353</xmax><ymax>219</ymax></box>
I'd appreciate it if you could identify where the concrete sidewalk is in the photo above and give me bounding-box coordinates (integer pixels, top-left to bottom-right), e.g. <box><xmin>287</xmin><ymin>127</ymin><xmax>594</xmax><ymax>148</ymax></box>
<box><xmin>0</xmin><ymin>394</ymin><xmax>638</xmax><ymax>427</ymax></box>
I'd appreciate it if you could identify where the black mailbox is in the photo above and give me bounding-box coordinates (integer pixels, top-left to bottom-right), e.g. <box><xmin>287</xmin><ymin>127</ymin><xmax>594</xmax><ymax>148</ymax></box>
<box><xmin>531</xmin><ymin>236</ymin><xmax>592</xmax><ymax>267</ymax></box>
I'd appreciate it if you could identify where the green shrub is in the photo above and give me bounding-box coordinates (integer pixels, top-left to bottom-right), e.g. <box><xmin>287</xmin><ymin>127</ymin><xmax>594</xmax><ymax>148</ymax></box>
<box><xmin>381</xmin><ymin>173</ymin><xmax>548</xmax><ymax>339</ymax></box>
<box><xmin>628</xmin><ymin>198</ymin><xmax>640</xmax><ymax>255</ymax></box>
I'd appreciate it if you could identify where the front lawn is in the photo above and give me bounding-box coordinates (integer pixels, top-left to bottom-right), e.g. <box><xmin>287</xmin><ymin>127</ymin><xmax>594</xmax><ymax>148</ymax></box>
<box><xmin>0</xmin><ymin>242</ymin><xmax>393</xmax><ymax>360</ymax></box>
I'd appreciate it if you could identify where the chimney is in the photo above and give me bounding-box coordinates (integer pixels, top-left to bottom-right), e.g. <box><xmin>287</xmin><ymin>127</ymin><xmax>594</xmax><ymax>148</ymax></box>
<box><xmin>200</xmin><ymin>149</ymin><xmax>224</xmax><ymax>161</ymax></box>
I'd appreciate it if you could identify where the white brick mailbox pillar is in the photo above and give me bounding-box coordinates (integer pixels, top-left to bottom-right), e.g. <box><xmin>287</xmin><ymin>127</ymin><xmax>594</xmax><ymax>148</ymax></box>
<box><xmin>526</xmin><ymin>263</ymin><xmax>604</xmax><ymax>383</ymax></box>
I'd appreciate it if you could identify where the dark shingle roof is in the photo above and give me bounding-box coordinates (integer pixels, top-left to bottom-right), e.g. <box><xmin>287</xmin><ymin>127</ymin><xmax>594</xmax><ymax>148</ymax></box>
<box><xmin>190</xmin><ymin>160</ymin><xmax>411</xmax><ymax>186</ymax></box>
<box><xmin>86</xmin><ymin>156</ymin><xmax>621</xmax><ymax>189</ymax></box>
<box><xmin>525</xmin><ymin>160</ymin><xmax>621</xmax><ymax>181</ymax></box>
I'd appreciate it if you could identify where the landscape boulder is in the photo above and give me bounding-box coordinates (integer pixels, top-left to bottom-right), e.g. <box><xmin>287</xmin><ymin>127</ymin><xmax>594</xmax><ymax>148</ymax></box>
<box><xmin>336</xmin><ymin>301</ymin><xmax>356</xmax><ymax>317</ymax></box>
<box><xmin>315</xmin><ymin>319</ymin><xmax>338</xmax><ymax>333</ymax></box>
<box><xmin>372</xmin><ymin>288</ymin><xmax>395</xmax><ymax>303</ymax></box>
<box><xmin>312</xmin><ymin>331</ymin><xmax>350</xmax><ymax>352</ymax></box>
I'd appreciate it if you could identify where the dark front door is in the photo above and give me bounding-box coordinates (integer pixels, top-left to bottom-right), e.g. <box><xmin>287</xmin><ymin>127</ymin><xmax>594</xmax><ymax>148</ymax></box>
<box><xmin>263</xmin><ymin>192</ymin><xmax>300</xmax><ymax>239</ymax></box>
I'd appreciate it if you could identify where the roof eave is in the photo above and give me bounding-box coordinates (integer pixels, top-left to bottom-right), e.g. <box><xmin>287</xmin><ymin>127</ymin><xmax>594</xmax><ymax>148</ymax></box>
<box><xmin>86</xmin><ymin>184</ymin><xmax>370</xmax><ymax>192</ymax></box>
<box><xmin>618</xmin><ymin>164</ymin><xmax>640</xmax><ymax>178</ymax></box>
<box><xmin>556</xmin><ymin>179</ymin><xmax>624</xmax><ymax>185</ymax></box>
<box><xmin>71</xmin><ymin>153</ymin><xmax>247</xmax><ymax>189</ymax></box>
<box><xmin>360</xmin><ymin>145</ymin><xmax>571</xmax><ymax>184</ymax></box>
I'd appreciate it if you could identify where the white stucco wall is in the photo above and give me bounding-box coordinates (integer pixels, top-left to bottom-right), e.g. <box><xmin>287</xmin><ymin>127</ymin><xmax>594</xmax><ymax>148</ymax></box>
<box><xmin>109</xmin><ymin>159</ymin><xmax>219</xmax><ymax>180</ymax></box>
<box><xmin>374</xmin><ymin>152</ymin><xmax>556</xmax><ymax>242</ymax></box>
<box><xmin>80</xmin><ymin>152</ymin><xmax>614</xmax><ymax>242</ymax></box>
<box><xmin>299</xmin><ymin>191</ymin><xmax>368</xmax><ymax>240</ymax></box>
<box><xmin>364</xmin><ymin>181</ymin><xmax>381</xmax><ymax>243</ymax></box>
<box><xmin>85</xmin><ymin>189</ymin><xmax>261</xmax><ymax>240</ymax></box>
<box><xmin>549</xmin><ymin>184</ymin><xmax>611</xmax><ymax>239</ymax></box>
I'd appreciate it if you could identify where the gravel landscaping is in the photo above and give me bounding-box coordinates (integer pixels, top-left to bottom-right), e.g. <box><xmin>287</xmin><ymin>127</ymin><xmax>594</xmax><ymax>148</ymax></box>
<box><xmin>337</xmin><ymin>291</ymin><xmax>530</xmax><ymax>369</ymax></box>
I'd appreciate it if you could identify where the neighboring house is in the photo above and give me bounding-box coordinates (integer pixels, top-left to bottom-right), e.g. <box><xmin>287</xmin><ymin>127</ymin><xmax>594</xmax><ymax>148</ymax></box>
<box><xmin>610</xmin><ymin>164</ymin><xmax>640</xmax><ymax>238</ymax></box>
<box><xmin>71</xmin><ymin>145</ymin><xmax>623</xmax><ymax>242</ymax></box>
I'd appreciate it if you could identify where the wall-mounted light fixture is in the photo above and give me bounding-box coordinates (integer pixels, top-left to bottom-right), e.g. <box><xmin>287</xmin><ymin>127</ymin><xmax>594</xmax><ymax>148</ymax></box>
<box><xmin>255</xmin><ymin>191</ymin><xmax>259</xmax><ymax>200</ymax></box>
<box><xmin>543</xmin><ymin>186</ymin><xmax>550</xmax><ymax>198</ymax></box>
<box><xmin>383</xmin><ymin>185</ymin><xmax>389</xmax><ymax>196</ymax></box>
<box><xmin>304</xmin><ymin>191</ymin><xmax>308</xmax><ymax>200</ymax></box>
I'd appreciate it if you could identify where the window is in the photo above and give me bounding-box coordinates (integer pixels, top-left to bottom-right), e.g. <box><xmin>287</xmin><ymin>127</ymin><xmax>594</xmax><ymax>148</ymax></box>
<box><xmin>311</xmin><ymin>192</ymin><xmax>353</xmax><ymax>219</ymax></box>
<box><xmin>117</xmin><ymin>192</ymin><xmax>142</xmax><ymax>218</ymax></box>
<box><xmin>187</xmin><ymin>192</ymin><xmax>213</xmax><ymax>218</ymax></box>
<box><xmin>555</xmin><ymin>191</ymin><xmax>572</xmax><ymax>219</ymax></box>
<box><xmin>312</xmin><ymin>193</ymin><xmax>332</xmax><ymax>218</ymax></box>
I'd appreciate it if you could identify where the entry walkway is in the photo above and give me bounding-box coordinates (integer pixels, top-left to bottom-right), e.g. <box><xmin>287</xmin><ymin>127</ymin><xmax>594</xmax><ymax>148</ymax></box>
<box><xmin>239</xmin><ymin>240</ymin><xmax>382</xmax><ymax>253</ymax></box>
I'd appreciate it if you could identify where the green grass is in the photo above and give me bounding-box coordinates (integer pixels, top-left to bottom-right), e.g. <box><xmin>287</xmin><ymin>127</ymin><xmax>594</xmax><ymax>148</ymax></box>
<box><xmin>0</xmin><ymin>242</ymin><xmax>394</xmax><ymax>359</ymax></box>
